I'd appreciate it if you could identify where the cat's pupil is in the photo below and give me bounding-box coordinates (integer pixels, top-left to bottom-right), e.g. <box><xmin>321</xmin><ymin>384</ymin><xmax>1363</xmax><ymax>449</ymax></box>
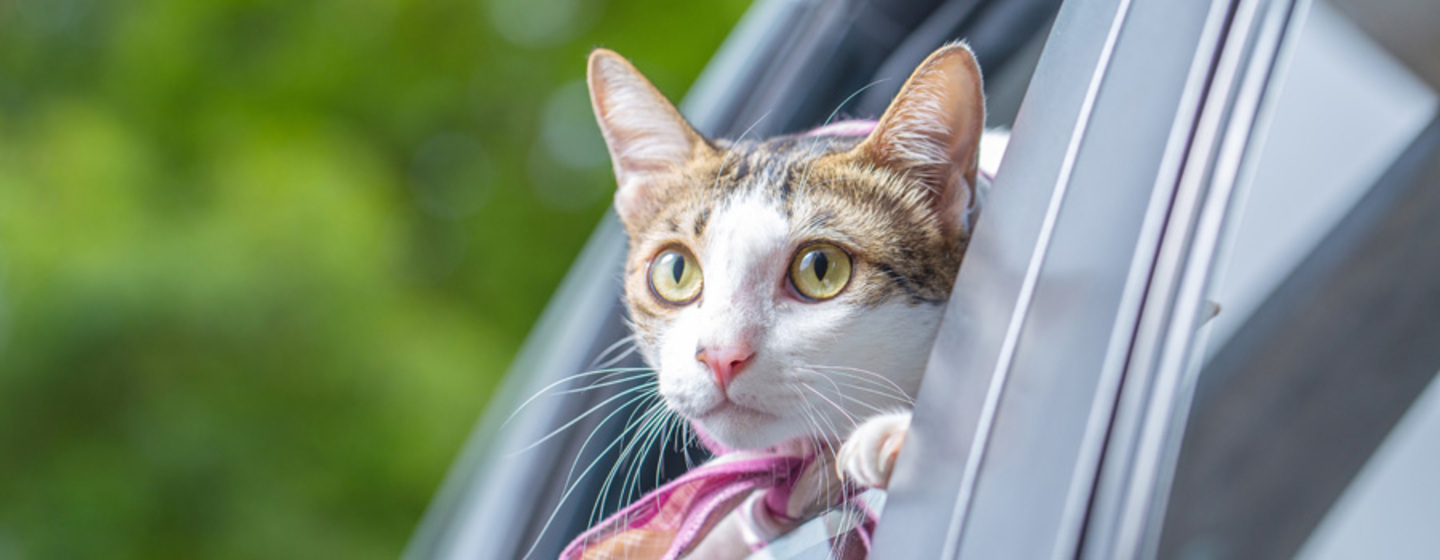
<box><xmin>812</xmin><ymin>251</ymin><xmax>829</xmax><ymax>280</ymax></box>
<box><xmin>671</xmin><ymin>255</ymin><xmax>685</xmax><ymax>284</ymax></box>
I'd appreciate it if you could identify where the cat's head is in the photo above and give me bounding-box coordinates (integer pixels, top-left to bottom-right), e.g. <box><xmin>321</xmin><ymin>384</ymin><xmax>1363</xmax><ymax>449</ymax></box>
<box><xmin>587</xmin><ymin>44</ymin><xmax>985</xmax><ymax>450</ymax></box>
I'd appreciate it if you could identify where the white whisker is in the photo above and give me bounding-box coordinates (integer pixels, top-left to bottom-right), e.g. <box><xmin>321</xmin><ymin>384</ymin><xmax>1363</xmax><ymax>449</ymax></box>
<box><xmin>503</xmin><ymin>366</ymin><xmax>651</xmax><ymax>427</ymax></box>
<box><xmin>800</xmin><ymin>382</ymin><xmax>857</xmax><ymax>427</ymax></box>
<box><xmin>552</xmin><ymin>371</ymin><xmax>655</xmax><ymax>396</ymax></box>
<box><xmin>801</xmin><ymin>367</ymin><xmax>913</xmax><ymax>406</ymax></box>
<box><xmin>804</xmin><ymin>364</ymin><xmax>912</xmax><ymax>402</ymax></box>
<box><xmin>710</xmin><ymin>110</ymin><xmax>773</xmax><ymax>192</ymax></box>
<box><xmin>522</xmin><ymin>386</ymin><xmax>660</xmax><ymax>560</ymax></box>
<box><xmin>621</xmin><ymin>400</ymin><xmax>672</xmax><ymax>508</ymax></box>
<box><xmin>589</xmin><ymin>334</ymin><xmax>639</xmax><ymax>369</ymax></box>
<box><xmin>590</xmin><ymin>397</ymin><xmax>667</xmax><ymax>526</ymax></box>
<box><xmin>509</xmin><ymin>381</ymin><xmax>658</xmax><ymax>456</ymax></box>
<box><xmin>798</xmin><ymin>78</ymin><xmax>891</xmax><ymax>194</ymax></box>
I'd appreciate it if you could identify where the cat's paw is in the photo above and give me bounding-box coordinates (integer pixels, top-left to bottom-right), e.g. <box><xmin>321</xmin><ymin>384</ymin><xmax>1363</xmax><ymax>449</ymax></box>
<box><xmin>837</xmin><ymin>411</ymin><xmax>911</xmax><ymax>490</ymax></box>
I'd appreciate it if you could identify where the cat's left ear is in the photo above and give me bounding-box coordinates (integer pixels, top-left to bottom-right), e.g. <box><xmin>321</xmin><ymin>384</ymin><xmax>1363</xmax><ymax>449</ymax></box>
<box><xmin>588</xmin><ymin>49</ymin><xmax>714</xmax><ymax>228</ymax></box>
<box><xmin>854</xmin><ymin>43</ymin><xmax>985</xmax><ymax>237</ymax></box>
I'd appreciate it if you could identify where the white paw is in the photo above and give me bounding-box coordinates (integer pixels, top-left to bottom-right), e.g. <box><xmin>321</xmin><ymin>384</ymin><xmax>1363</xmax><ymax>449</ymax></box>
<box><xmin>837</xmin><ymin>411</ymin><xmax>911</xmax><ymax>490</ymax></box>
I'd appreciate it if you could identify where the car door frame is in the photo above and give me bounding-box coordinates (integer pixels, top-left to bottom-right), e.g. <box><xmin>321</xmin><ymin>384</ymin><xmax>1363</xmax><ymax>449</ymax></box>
<box><xmin>871</xmin><ymin>0</ymin><xmax>1305</xmax><ymax>558</ymax></box>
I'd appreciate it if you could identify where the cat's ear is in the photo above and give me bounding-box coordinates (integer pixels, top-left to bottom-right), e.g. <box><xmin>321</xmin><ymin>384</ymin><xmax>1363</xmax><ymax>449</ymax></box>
<box><xmin>854</xmin><ymin>43</ymin><xmax>985</xmax><ymax>236</ymax></box>
<box><xmin>588</xmin><ymin>49</ymin><xmax>712</xmax><ymax>227</ymax></box>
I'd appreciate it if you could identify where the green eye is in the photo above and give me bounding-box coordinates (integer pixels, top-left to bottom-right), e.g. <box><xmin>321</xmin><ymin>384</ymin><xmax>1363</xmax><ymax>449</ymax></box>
<box><xmin>649</xmin><ymin>247</ymin><xmax>702</xmax><ymax>304</ymax></box>
<box><xmin>790</xmin><ymin>243</ymin><xmax>852</xmax><ymax>300</ymax></box>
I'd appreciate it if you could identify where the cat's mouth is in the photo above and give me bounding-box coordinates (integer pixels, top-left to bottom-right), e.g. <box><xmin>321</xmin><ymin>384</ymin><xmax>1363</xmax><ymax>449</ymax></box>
<box><xmin>686</xmin><ymin>397</ymin><xmax>801</xmax><ymax>450</ymax></box>
<box><xmin>695</xmin><ymin>400</ymin><xmax>776</xmax><ymax>422</ymax></box>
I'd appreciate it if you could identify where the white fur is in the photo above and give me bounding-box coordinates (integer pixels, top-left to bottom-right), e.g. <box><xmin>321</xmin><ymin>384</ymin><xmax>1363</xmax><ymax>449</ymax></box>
<box><xmin>882</xmin><ymin>77</ymin><xmax>956</xmax><ymax>169</ymax></box>
<box><xmin>837</xmin><ymin>411</ymin><xmax>910</xmax><ymax>489</ymax></box>
<box><xmin>653</xmin><ymin>193</ymin><xmax>944</xmax><ymax>451</ymax></box>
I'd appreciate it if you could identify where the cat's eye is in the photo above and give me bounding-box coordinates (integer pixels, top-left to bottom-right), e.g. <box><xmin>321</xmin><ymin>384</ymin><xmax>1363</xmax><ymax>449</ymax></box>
<box><xmin>789</xmin><ymin>243</ymin><xmax>852</xmax><ymax>301</ymax></box>
<box><xmin>648</xmin><ymin>247</ymin><xmax>703</xmax><ymax>304</ymax></box>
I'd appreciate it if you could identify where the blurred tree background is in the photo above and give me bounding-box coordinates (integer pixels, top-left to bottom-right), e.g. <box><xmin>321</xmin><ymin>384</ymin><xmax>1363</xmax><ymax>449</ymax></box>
<box><xmin>0</xmin><ymin>0</ymin><xmax>748</xmax><ymax>557</ymax></box>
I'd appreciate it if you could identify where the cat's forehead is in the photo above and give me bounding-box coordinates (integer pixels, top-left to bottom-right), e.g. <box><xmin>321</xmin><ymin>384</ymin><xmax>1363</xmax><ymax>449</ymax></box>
<box><xmin>712</xmin><ymin>132</ymin><xmax>866</xmax><ymax>187</ymax></box>
<box><xmin>634</xmin><ymin>132</ymin><xmax>868</xmax><ymax>236</ymax></box>
<box><xmin>631</xmin><ymin>130</ymin><xmax>934</xmax><ymax>249</ymax></box>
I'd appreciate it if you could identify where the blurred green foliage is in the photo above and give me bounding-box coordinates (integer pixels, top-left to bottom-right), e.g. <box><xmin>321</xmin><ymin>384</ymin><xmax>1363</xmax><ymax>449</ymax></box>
<box><xmin>0</xmin><ymin>0</ymin><xmax>748</xmax><ymax>557</ymax></box>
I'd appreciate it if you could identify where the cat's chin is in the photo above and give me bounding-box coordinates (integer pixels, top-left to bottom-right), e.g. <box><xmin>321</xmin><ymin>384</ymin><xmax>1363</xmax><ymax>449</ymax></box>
<box><xmin>690</xmin><ymin>403</ymin><xmax>795</xmax><ymax>450</ymax></box>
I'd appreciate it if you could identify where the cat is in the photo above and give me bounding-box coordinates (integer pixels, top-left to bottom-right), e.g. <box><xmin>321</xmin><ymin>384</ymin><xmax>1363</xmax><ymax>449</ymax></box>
<box><xmin>580</xmin><ymin>42</ymin><xmax>993</xmax><ymax>555</ymax></box>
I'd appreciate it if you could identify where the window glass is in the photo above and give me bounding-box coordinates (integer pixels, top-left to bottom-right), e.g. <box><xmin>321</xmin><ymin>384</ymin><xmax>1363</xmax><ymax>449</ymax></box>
<box><xmin>1158</xmin><ymin>1</ymin><xmax>1440</xmax><ymax>558</ymax></box>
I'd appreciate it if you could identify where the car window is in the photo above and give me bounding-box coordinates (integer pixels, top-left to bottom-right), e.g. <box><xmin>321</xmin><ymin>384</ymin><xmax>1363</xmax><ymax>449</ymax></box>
<box><xmin>407</xmin><ymin>0</ymin><xmax>1064</xmax><ymax>558</ymax></box>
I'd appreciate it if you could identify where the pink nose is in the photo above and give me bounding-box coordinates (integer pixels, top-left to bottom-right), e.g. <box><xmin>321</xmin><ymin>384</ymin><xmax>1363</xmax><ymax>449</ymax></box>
<box><xmin>697</xmin><ymin>345</ymin><xmax>755</xmax><ymax>391</ymax></box>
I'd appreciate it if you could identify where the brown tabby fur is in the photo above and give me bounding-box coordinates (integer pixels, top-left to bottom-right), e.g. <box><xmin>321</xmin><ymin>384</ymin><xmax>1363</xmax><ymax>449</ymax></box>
<box><xmin>591</xmin><ymin>44</ymin><xmax>984</xmax><ymax>354</ymax></box>
<box><xmin>621</xmin><ymin>132</ymin><xmax>967</xmax><ymax>336</ymax></box>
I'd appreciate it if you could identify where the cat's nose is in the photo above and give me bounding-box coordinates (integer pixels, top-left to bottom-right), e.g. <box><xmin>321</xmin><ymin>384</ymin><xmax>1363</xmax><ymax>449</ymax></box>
<box><xmin>696</xmin><ymin>345</ymin><xmax>755</xmax><ymax>391</ymax></box>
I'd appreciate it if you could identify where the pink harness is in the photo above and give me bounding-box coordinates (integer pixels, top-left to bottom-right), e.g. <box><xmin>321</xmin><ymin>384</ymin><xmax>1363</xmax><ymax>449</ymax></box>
<box><xmin>559</xmin><ymin>437</ymin><xmax>875</xmax><ymax>560</ymax></box>
<box><xmin>803</xmin><ymin>120</ymin><xmax>878</xmax><ymax>137</ymax></box>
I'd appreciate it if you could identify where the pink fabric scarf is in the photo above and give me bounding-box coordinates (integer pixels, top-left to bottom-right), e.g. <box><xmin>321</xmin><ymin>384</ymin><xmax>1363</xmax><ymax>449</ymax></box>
<box><xmin>559</xmin><ymin>438</ymin><xmax>875</xmax><ymax>560</ymax></box>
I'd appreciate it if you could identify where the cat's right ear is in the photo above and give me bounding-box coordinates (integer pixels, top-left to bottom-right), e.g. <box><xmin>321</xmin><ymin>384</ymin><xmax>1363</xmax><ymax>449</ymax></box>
<box><xmin>588</xmin><ymin>49</ymin><xmax>711</xmax><ymax>227</ymax></box>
